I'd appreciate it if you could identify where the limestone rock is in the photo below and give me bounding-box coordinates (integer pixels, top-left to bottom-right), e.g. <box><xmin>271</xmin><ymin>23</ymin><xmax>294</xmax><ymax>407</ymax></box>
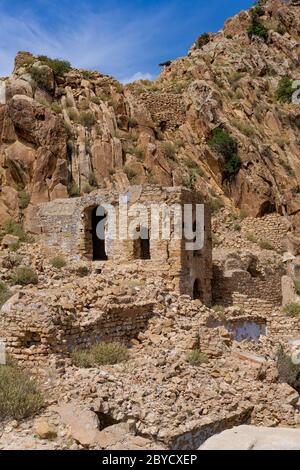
<box><xmin>34</xmin><ymin>419</ymin><xmax>57</xmax><ymax>440</ymax></box>
<box><xmin>200</xmin><ymin>425</ymin><xmax>300</xmax><ymax>450</ymax></box>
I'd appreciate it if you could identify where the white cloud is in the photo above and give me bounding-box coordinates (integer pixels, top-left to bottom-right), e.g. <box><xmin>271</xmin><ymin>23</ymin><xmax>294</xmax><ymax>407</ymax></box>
<box><xmin>121</xmin><ymin>71</ymin><xmax>156</xmax><ymax>84</ymax></box>
<box><xmin>0</xmin><ymin>3</ymin><xmax>172</xmax><ymax>80</ymax></box>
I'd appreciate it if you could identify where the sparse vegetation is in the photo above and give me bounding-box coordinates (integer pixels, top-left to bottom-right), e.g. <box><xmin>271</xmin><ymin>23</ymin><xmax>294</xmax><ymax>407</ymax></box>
<box><xmin>37</xmin><ymin>55</ymin><xmax>71</xmax><ymax>76</ymax></box>
<box><xmin>182</xmin><ymin>171</ymin><xmax>197</xmax><ymax>190</ymax></box>
<box><xmin>75</xmin><ymin>266</ymin><xmax>90</xmax><ymax>278</ymax></box>
<box><xmin>50</xmin><ymin>256</ymin><xmax>67</xmax><ymax>269</ymax></box>
<box><xmin>208</xmin><ymin>128</ymin><xmax>241</xmax><ymax>179</ymax></box>
<box><xmin>283</xmin><ymin>303</ymin><xmax>300</xmax><ymax>318</ymax></box>
<box><xmin>247</xmin><ymin>8</ymin><xmax>269</xmax><ymax>41</ymax></box>
<box><xmin>51</xmin><ymin>102</ymin><xmax>62</xmax><ymax>114</ymax></box>
<box><xmin>68</xmin><ymin>181</ymin><xmax>80</xmax><ymax>197</ymax></box>
<box><xmin>130</xmin><ymin>146</ymin><xmax>145</xmax><ymax>162</ymax></box>
<box><xmin>275</xmin><ymin>76</ymin><xmax>294</xmax><ymax>103</ymax></box>
<box><xmin>0</xmin><ymin>361</ymin><xmax>43</xmax><ymax>421</ymax></box>
<box><xmin>18</xmin><ymin>190</ymin><xmax>30</xmax><ymax>210</ymax></box>
<box><xmin>128</xmin><ymin>117</ymin><xmax>138</xmax><ymax>129</ymax></box>
<box><xmin>79</xmin><ymin>111</ymin><xmax>96</xmax><ymax>128</ymax></box>
<box><xmin>195</xmin><ymin>33</ymin><xmax>210</xmax><ymax>49</ymax></box>
<box><xmin>246</xmin><ymin>233</ymin><xmax>258</xmax><ymax>244</ymax></box>
<box><xmin>209</xmin><ymin>196</ymin><xmax>225</xmax><ymax>214</ymax></box>
<box><xmin>81</xmin><ymin>70</ymin><xmax>94</xmax><ymax>80</ymax></box>
<box><xmin>161</xmin><ymin>141</ymin><xmax>176</xmax><ymax>161</ymax></box>
<box><xmin>71</xmin><ymin>342</ymin><xmax>129</xmax><ymax>368</ymax></box>
<box><xmin>1</xmin><ymin>220</ymin><xmax>32</xmax><ymax>243</ymax></box>
<box><xmin>159</xmin><ymin>60</ymin><xmax>172</xmax><ymax>68</ymax></box>
<box><xmin>234</xmin><ymin>120</ymin><xmax>256</xmax><ymax>138</ymax></box>
<box><xmin>11</xmin><ymin>266</ymin><xmax>38</xmax><ymax>286</ymax></box>
<box><xmin>82</xmin><ymin>183</ymin><xmax>93</xmax><ymax>194</ymax></box>
<box><xmin>259</xmin><ymin>239</ymin><xmax>275</xmax><ymax>251</ymax></box>
<box><xmin>124</xmin><ymin>166</ymin><xmax>137</xmax><ymax>181</ymax></box>
<box><xmin>187</xmin><ymin>349</ymin><xmax>209</xmax><ymax>366</ymax></box>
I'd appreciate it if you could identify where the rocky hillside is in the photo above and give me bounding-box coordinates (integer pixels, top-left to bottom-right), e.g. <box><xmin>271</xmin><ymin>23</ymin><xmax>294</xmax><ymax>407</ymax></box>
<box><xmin>0</xmin><ymin>0</ymin><xmax>299</xmax><ymax>228</ymax></box>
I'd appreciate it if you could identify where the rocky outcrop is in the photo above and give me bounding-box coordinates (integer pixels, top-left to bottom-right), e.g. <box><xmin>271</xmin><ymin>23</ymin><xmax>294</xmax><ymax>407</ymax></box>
<box><xmin>0</xmin><ymin>0</ymin><xmax>300</xmax><ymax>230</ymax></box>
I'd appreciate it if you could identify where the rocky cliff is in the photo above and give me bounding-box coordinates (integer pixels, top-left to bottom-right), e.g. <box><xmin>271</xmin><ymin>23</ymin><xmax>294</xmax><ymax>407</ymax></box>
<box><xmin>0</xmin><ymin>0</ymin><xmax>299</xmax><ymax>228</ymax></box>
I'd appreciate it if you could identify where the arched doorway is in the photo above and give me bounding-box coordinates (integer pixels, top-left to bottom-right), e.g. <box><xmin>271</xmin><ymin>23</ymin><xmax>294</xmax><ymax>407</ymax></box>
<box><xmin>92</xmin><ymin>207</ymin><xmax>108</xmax><ymax>261</ymax></box>
<box><xmin>193</xmin><ymin>279</ymin><xmax>203</xmax><ymax>300</ymax></box>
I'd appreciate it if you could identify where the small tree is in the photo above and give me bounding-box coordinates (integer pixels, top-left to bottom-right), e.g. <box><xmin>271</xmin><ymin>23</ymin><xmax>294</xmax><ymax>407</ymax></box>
<box><xmin>195</xmin><ymin>33</ymin><xmax>210</xmax><ymax>49</ymax></box>
<box><xmin>276</xmin><ymin>76</ymin><xmax>294</xmax><ymax>103</ymax></box>
<box><xmin>208</xmin><ymin>128</ymin><xmax>241</xmax><ymax>179</ymax></box>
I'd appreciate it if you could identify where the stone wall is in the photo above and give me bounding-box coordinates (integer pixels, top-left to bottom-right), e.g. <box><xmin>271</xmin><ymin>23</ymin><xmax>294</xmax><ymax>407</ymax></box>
<box><xmin>212</xmin><ymin>250</ymin><xmax>283</xmax><ymax>313</ymax></box>
<box><xmin>0</xmin><ymin>285</ymin><xmax>156</xmax><ymax>368</ymax></box>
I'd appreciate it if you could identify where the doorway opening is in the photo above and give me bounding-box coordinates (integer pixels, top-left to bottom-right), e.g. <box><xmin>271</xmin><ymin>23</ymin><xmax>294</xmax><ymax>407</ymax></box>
<box><xmin>92</xmin><ymin>207</ymin><xmax>108</xmax><ymax>261</ymax></box>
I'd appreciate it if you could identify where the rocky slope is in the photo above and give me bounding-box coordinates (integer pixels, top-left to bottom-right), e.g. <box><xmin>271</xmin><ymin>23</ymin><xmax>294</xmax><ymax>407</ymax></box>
<box><xmin>0</xmin><ymin>0</ymin><xmax>299</xmax><ymax>230</ymax></box>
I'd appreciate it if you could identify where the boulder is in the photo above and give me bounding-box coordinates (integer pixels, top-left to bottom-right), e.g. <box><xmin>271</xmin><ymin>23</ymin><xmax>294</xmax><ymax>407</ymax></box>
<box><xmin>34</xmin><ymin>419</ymin><xmax>57</xmax><ymax>440</ymax></box>
<box><xmin>1</xmin><ymin>234</ymin><xmax>19</xmax><ymax>248</ymax></box>
<box><xmin>200</xmin><ymin>425</ymin><xmax>300</xmax><ymax>450</ymax></box>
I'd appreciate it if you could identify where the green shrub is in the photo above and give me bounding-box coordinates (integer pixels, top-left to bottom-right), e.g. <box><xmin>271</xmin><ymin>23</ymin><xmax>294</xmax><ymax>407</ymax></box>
<box><xmin>208</xmin><ymin>128</ymin><xmax>241</xmax><ymax>179</ymax></box>
<box><xmin>130</xmin><ymin>146</ymin><xmax>145</xmax><ymax>161</ymax></box>
<box><xmin>159</xmin><ymin>60</ymin><xmax>172</xmax><ymax>68</ymax></box>
<box><xmin>234</xmin><ymin>223</ymin><xmax>242</xmax><ymax>232</ymax></box>
<box><xmin>212</xmin><ymin>305</ymin><xmax>226</xmax><ymax>321</ymax></box>
<box><xmin>161</xmin><ymin>141</ymin><xmax>176</xmax><ymax>161</ymax></box>
<box><xmin>185</xmin><ymin>157</ymin><xmax>201</xmax><ymax>174</ymax></box>
<box><xmin>124</xmin><ymin>166</ymin><xmax>137</xmax><ymax>181</ymax></box>
<box><xmin>128</xmin><ymin>117</ymin><xmax>138</xmax><ymax>129</ymax></box>
<box><xmin>247</xmin><ymin>17</ymin><xmax>269</xmax><ymax>41</ymax></box>
<box><xmin>182</xmin><ymin>171</ymin><xmax>197</xmax><ymax>190</ymax></box>
<box><xmin>2</xmin><ymin>254</ymin><xmax>22</xmax><ymax>270</ymax></box>
<box><xmin>209</xmin><ymin>196</ymin><xmax>225</xmax><ymax>214</ymax></box>
<box><xmin>51</xmin><ymin>102</ymin><xmax>62</xmax><ymax>114</ymax></box>
<box><xmin>275</xmin><ymin>76</ymin><xmax>294</xmax><ymax>103</ymax></box>
<box><xmin>37</xmin><ymin>55</ymin><xmax>71</xmax><ymax>76</ymax></box>
<box><xmin>68</xmin><ymin>181</ymin><xmax>80</xmax><ymax>197</ymax></box>
<box><xmin>18</xmin><ymin>190</ymin><xmax>30</xmax><ymax>210</ymax></box>
<box><xmin>283</xmin><ymin>303</ymin><xmax>300</xmax><ymax>318</ymax></box>
<box><xmin>0</xmin><ymin>282</ymin><xmax>12</xmax><ymax>308</ymax></box>
<box><xmin>79</xmin><ymin>111</ymin><xmax>96</xmax><ymax>128</ymax></box>
<box><xmin>71</xmin><ymin>342</ymin><xmax>129</xmax><ymax>368</ymax></box>
<box><xmin>196</xmin><ymin>33</ymin><xmax>210</xmax><ymax>49</ymax></box>
<box><xmin>259</xmin><ymin>239</ymin><xmax>275</xmax><ymax>251</ymax></box>
<box><xmin>50</xmin><ymin>256</ymin><xmax>67</xmax><ymax>269</ymax></box>
<box><xmin>246</xmin><ymin>233</ymin><xmax>258</xmax><ymax>243</ymax></box>
<box><xmin>30</xmin><ymin>67</ymin><xmax>52</xmax><ymax>91</ymax></box>
<box><xmin>81</xmin><ymin>70</ymin><xmax>94</xmax><ymax>80</ymax></box>
<box><xmin>0</xmin><ymin>363</ymin><xmax>43</xmax><ymax>421</ymax></box>
<box><xmin>82</xmin><ymin>183</ymin><xmax>93</xmax><ymax>194</ymax></box>
<box><xmin>75</xmin><ymin>266</ymin><xmax>90</xmax><ymax>278</ymax></box>
<box><xmin>1</xmin><ymin>219</ymin><xmax>32</xmax><ymax>243</ymax></box>
<box><xmin>11</xmin><ymin>266</ymin><xmax>38</xmax><ymax>286</ymax></box>
<box><xmin>234</xmin><ymin>121</ymin><xmax>256</xmax><ymax>138</ymax></box>
<box><xmin>187</xmin><ymin>349</ymin><xmax>209</xmax><ymax>366</ymax></box>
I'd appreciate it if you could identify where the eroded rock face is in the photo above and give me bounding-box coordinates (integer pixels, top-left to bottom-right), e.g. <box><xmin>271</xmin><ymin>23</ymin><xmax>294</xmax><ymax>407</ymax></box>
<box><xmin>0</xmin><ymin>0</ymin><xmax>300</xmax><ymax>230</ymax></box>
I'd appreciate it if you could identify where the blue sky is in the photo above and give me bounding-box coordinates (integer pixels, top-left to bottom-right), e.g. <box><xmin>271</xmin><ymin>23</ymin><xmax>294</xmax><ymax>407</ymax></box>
<box><xmin>0</xmin><ymin>0</ymin><xmax>253</xmax><ymax>82</ymax></box>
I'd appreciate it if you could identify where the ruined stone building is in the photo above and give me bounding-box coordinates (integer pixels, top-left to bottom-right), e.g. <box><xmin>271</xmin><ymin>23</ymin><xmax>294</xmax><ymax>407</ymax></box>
<box><xmin>26</xmin><ymin>185</ymin><xmax>213</xmax><ymax>304</ymax></box>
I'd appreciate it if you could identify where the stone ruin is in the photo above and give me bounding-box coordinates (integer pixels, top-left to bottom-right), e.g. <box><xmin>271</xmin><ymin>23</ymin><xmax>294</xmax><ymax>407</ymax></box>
<box><xmin>1</xmin><ymin>185</ymin><xmax>213</xmax><ymax>367</ymax></box>
<box><xmin>26</xmin><ymin>185</ymin><xmax>212</xmax><ymax>303</ymax></box>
